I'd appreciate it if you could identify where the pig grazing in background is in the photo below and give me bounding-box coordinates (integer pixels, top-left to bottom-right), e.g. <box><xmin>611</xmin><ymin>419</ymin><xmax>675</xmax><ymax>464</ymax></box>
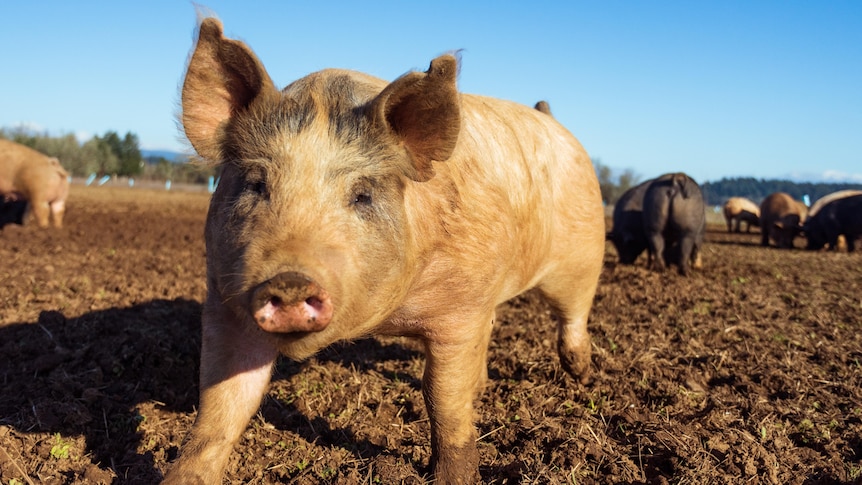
<box><xmin>723</xmin><ymin>196</ymin><xmax>760</xmax><ymax>233</ymax></box>
<box><xmin>642</xmin><ymin>172</ymin><xmax>705</xmax><ymax>275</ymax></box>
<box><xmin>0</xmin><ymin>199</ymin><xmax>28</xmax><ymax>229</ymax></box>
<box><xmin>804</xmin><ymin>192</ymin><xmax>862</xmax><ymax>252</ymax></box>
<box><xmin>610</xmin><ymin>178</ymin><xmax>653</xmax><ymax>264</ymax></box>
<box><xmin>164</xmin><ymin>17</ymin><xmax>605</xmax><ymax>484</ymax></box>
<box><xmin>806</xmin><ymin>189</ymin><xmax>862</xmax><ymax>219</ymax></box>
<box><xmin>759</xmin><ymin>192</ymin><xmax>808</xmax><ymax>249</ymax></box>
<box><xmin>0</xmin><ymin>139</ymin><xmax>69</xmax><ymax>228</ymax></box>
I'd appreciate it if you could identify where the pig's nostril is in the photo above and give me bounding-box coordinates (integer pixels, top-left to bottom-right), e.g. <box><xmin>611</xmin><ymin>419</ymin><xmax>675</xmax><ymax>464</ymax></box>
<box><xmin>305</xmin><ymin>296</ymin><xmax>323</xmax><ymax>312</ymax></box>
<box><xmin>251</xmin><ymin>273</ymin><xmax>332</xmax><ymax>333</ymax></box>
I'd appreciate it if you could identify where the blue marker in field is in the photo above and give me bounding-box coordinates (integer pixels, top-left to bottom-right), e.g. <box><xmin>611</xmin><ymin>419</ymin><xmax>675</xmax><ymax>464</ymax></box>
<box><xmin>98</xmin><ymin>175</ymin><xmax>111</xmax><ymax>186</ymax></box>
<box><xmin>85</xmin><ymin>173</ymin><xmax>97</xmax><ymax>186</ymax></box>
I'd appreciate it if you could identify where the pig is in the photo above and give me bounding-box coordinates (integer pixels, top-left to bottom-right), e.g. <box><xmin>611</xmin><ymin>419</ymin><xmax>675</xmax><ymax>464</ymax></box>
<box><xmin>609</xmin><ymin>178</ymin><xmax>653</xmax><ymax>264</ymax></box>
<box><xmin>759</xmin><ymin>192</ymin><xmax>807</xmax><ymax>249</ymax></box>
<box><xmin>0</xmin><ymin>139</ymin><xmax>69</xmax><ymax>228</ymax></box>
<box><xmin>642</xmin><ymin>172</ymin><xmax>705</xmax><ymax>275</ymax></box>
<box><xmin>807</xmin><ymin>189</ymin><xmax>862</xmax><ymax>218</ymax></box>
<box><xmin>163</xmin><ymin>17</ymin><xmax>605</xmax><ymax>485</ymax></box>
<box><xmin>804</xmin><ymin>192</ymin><xmax>862</xmax><ymax>252</ymax></box>
<box><xmin>723</xmin><ymin>196</ymin><xmax>760</xmax><ymax>233</ymax></box>
<box><xmin>0</xmin><ymin>199</ymin><xmax>27</xmax><ymax>229</ymax></box>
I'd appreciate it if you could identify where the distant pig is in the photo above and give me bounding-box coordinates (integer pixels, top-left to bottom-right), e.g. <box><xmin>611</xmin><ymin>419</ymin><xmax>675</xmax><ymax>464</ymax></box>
<box><xmin>0</xmin><ymin>139</ymin><xmax>69</xmax><ymax>228</ymax></box>
<box><xmin>804</xmin><ymin>192</ymin><xmax>862</xmax><ymax>252</ymax></box>
<box><xmin>806</xmin><ymin>190</ymin><xmax>862</xmax><ymax>219</ymax></box>
<box><xmin>164</xmin><ymin>18</ymin><xmax>605</xmax><ymax>484</ymax></box>
<box><xmin>610</xmin><ymin>178</ymin><xmax>653</xmax><ymax>264</ymax></box>
<box><xmin>723</xmin><ymin>196</ymin><xmax>760</xmax><ymax>233</ymax></box>
<box><xmin>642</xmin><ymin>172</ymin><xmax>705</xmax><ymax>275</ymax></box>
<box><xmin>0</xmin><ymin>199</ymin><xmax>28</xmax><ymax>229</ymax></box>
<box><xmin>759</xmin><ymin>192</ymin><xmax>807</xmax><ymax>249</ymax></box>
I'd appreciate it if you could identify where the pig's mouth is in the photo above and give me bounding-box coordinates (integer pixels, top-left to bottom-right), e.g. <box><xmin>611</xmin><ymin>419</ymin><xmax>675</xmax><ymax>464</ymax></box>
<box><xmin>250</xmin><ymin>272</ymin><xmax>333</xmax><ymax>334</ymax></box>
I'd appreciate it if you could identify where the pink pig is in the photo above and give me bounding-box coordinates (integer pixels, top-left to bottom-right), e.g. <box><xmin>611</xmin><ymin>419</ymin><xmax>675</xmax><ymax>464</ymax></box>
<box><xmin>0</xmin><ymin>139</ymin><xmax>69</xmax><ymax>228</ymax></box>
<box><xmin>164</xmin><ymin>17</ymin><xmax>605</xmax><ymax>484</ymax></box>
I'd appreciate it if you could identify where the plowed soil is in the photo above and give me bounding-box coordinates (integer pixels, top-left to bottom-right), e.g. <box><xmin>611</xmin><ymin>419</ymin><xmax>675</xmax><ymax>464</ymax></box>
<box><xmin>1</xmin><ymin>186</ymin><xmax>860</xmax><ymax>484</ymax></box>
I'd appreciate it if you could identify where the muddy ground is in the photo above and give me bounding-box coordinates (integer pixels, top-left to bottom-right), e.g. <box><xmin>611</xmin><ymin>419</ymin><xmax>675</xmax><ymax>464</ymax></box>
<box><xmin>1</xmin><ymin>185</ymin><xmax>860</xmax><ymax>484</ymax></box>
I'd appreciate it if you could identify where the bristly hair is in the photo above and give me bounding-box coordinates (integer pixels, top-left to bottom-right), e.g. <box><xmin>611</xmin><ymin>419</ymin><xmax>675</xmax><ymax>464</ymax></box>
<box><xmin>445</xmin><ymin>49</ymin><xmax>465</xmax><ymax>81</ymax></box>
<box><xmin>176</xmin><ymin>7</ymin><xmax>223</xmax><ymax>167</ymax></box>
<box><xmin>193</xmin><ymin>3</ymin><xmax>219</xmax><ymax>28</ymax></box>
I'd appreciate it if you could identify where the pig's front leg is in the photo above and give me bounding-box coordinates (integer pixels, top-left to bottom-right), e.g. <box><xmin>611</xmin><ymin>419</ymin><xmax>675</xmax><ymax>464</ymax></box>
<box><xmin>422</xmin><ymin>315</ymin><xmax>493</xmax><ymax>484</ymax></box>
<box><xmin>163</xmin><ymin>302</ymin><xmax>278</xmax><ymax>484</ymax></box>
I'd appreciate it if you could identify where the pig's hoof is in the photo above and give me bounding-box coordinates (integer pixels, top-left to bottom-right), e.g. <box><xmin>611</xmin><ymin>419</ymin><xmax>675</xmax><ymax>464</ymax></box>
<box><xmin>431</xmin><ymin>442</ymin><xmax>480</xmax><ymax>484</ymax></box>
<box><xmin>559</xmin><ymin>347</ymin><xmax>591</xmax><ymax>385</ymax></box>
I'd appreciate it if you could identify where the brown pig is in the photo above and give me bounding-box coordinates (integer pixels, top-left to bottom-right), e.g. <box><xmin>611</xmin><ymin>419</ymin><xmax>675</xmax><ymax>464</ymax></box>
<box><xmin>723</xmin><ymin>196</ymin><xmax>760</xmax><ymax>233</ymax></box>
<box><xmin>0</xmin><ymin>139</ymin><xmax>69</xmax><ymax>228</ymax></box>
<box><xmin>164</xmin><ymin>18</ymin><xmax>605</xmax><ymax>484</ymax></box>
<box><xmin>760</xmin><ymin>192</ymin><xmax>807</xmax><ymax>248</ymax></box>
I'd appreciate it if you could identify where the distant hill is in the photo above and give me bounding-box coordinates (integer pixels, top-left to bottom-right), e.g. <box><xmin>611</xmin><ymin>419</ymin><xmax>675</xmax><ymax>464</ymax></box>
<box><xmin>141</xmin><ymin>149</ymin><xmax>190</xmax><ymax>163</ymax></box>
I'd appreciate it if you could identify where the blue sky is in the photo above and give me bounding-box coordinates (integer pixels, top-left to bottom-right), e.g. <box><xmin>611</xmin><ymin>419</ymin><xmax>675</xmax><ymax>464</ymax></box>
<box><xmin>1</xmin><ymin>1</ymin><xmax>860</xmax><ymax>183</ymax></box>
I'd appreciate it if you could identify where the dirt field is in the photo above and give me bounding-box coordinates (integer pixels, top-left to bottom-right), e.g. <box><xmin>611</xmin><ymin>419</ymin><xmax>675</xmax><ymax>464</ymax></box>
<box><xmin>1</xmin><ymin>185</ymin><xmax>860</xmax><ymax>484</ymax></box>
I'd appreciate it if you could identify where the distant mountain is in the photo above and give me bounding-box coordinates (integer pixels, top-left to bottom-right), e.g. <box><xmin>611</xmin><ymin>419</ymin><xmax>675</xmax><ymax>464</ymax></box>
<box><xmin>141</xmin><ymin>149</ymin><xmax>191</xmax><ymax>163</ymax></box>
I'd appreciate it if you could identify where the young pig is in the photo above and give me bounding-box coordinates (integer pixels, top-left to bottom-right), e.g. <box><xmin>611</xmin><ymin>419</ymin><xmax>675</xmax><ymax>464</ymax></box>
<box><xmin>0</xmin><ymin>139</ymin><xmax>69</xmax><ymax>228</ymax></box>
<box><xmin>164</xmin><ymin>17</ymin><xmax>605</xmax><ymax>484</ymax></box>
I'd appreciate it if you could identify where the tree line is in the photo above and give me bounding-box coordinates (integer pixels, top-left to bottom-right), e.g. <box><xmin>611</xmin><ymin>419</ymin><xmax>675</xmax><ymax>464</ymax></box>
<box><xmin>700</xmin><ymin>177</ymin><xmax>862</xmax><ymax>206</ymax></box>
<box><xmin>0</xmin><ymin>128</ymin><xmax>214</xmax><ymax>184</ymax></box>
<box><xmin>592</xmin><ymin>160</ymin><xmax>862</xmax><ymax>207</ymax></box>
<box><xmin>593</xmin><ymin>159</ymin><xmax>641</xmax><ymax>205</ymax></box>
<box><xmin>4</xmin><ymin>130</ymin><xmax>859</xmax><ymax>199</ymax></box>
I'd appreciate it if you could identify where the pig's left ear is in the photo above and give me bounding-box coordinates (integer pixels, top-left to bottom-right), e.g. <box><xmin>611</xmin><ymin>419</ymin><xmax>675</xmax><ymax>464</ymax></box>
<box><xmin>181</xmin><ymin>18</ymin><xmax>277</xmax><ymax>163</ymax></box>
<box><xmin>372</xmin><ymin>55</ymin><xmax>461</xmax><ymax>182</ymax></box>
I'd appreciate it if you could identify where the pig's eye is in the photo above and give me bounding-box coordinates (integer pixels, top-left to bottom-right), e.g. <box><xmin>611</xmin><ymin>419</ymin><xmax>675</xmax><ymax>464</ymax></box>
<box><xmin>245</xmin><ymin>179</ymin><xmax>268</xmax><ymax>198</ymax></box>
<box><xmin>350</xmin><ymin>180</ymin><xmax>375</xmax><ymax>217</ymax></box>
<box><xmin>350</xmin><ymin>179</ymin><xmax>374</xmax><ymax>206</ymax></box>
<box><xmin>353</xmin><ymin>192</ymin><xmax>372</xmax><ymax>206</ymax></box>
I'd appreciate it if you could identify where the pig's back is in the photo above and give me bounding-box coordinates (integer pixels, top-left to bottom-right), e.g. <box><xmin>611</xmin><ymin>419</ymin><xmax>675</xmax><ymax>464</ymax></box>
<box><xmin>0</xmin><ymin>140</ymin><xmax>39</xmax><ymax>192</ymax></box>
<box><xmin>410</xmin><ymin>94</ymin><xmax>604</xmax><ymax>301</ymax></box>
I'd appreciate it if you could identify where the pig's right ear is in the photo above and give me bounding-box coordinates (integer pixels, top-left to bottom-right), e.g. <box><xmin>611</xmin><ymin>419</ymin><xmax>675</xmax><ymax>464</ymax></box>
<box><xmin>372</xmin><ymin>55</ymin><xmax>461</xmax><ymax>182</ymax></box>
<box><xmin>181</xmin><ymin>18</ymin><xmax>277</xmax><ymax>162</ymax></box>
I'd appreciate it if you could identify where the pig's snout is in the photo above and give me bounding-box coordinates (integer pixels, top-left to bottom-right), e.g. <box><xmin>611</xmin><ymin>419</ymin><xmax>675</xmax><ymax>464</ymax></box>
<box><xmin>251</xmin><ymin>272</ymin><xmax>333</xmax><ymax>333</ymax></box>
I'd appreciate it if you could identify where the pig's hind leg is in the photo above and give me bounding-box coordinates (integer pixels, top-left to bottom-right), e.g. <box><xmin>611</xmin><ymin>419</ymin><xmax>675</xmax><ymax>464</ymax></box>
<box><xmin>540</xmin><ymin>267</ymin><xmax>600</xmax><ymax>385</ymax></box>
<box><xmin>677</xmin><ymin>235</ymin><xmax>697</xmax><ymax>275</ymax></box>
<box><xmin>163</xmin><ymin>302</ymin><xmax>278</xmax><ymax>484</ymax></box>
<box><xmin>30</xmin><ymin>200</ymin><xmax>52</xmax><ymax>228</ymax></box>
<box><xmin>646</xmin><ymin>232</ymin><xmax>667</xmax><ymax>271</ymax></box>
<box><xmin>49</xmin><ymin>200</ymin><xmax>65</xmax><ymax>228</ymax></box>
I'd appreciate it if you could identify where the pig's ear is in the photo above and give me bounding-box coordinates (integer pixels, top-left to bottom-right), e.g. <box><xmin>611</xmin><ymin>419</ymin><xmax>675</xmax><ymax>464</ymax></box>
<box><xmin>373</xmin><ymin>55</ymin><xmax>461</xmax><ymax>182</ymax></box>
<box><xmin>181</xmin><ymin>18</ymin><xmax>277</xmax><ymax>162</ymax></box>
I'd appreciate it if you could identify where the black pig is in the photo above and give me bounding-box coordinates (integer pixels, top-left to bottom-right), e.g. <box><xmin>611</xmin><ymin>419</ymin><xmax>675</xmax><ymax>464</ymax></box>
<box><xmin>642</xmin><ymin>173</ymin><xmax>705</xmax><ymax>275</ymax></box>
<box><xmin>805</xmin><ymin>193</ymin><xmax>862</xmax><ymax>252</ymax></box>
